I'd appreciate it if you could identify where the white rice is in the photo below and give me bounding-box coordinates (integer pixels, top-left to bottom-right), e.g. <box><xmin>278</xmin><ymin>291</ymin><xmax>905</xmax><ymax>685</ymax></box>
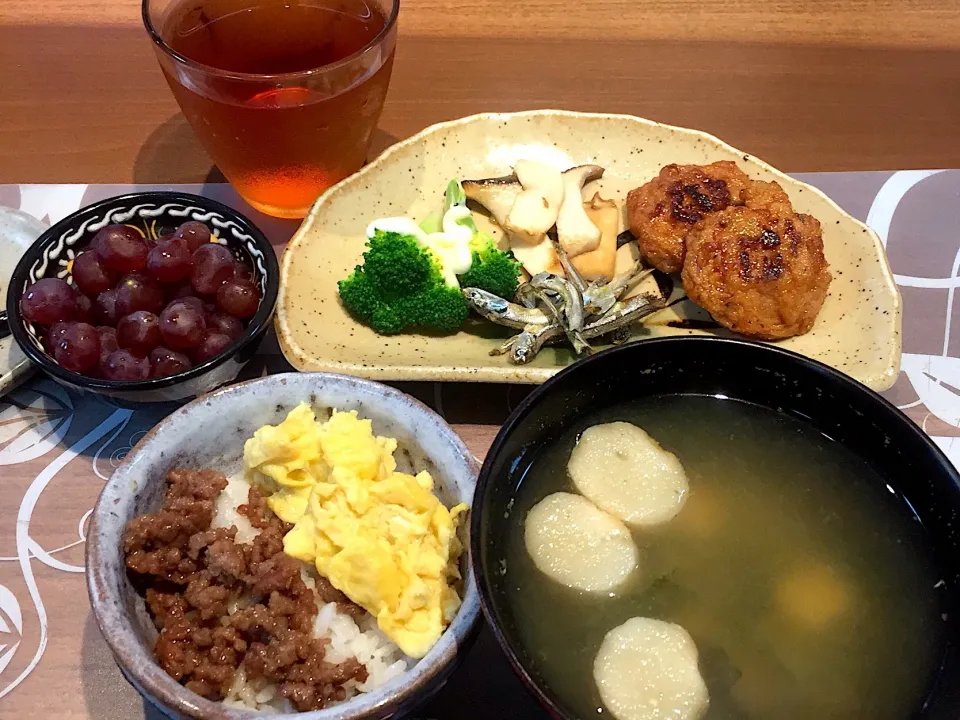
<box><xmin>211</xmin><ymin>474</ymin><xmax>260</xmax><ymax>544</ymax></box>
<box><xmin>214</xmin><ymin>473</ymin><xmax>412</xmax><ymax>712</ymax></box>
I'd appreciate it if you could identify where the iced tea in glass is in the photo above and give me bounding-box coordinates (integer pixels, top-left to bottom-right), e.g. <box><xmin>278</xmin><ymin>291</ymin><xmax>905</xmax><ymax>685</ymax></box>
<box><xmin>143</xmin><ymin>0</ymin><xmax>398</xmax><ymax>218</ymax></box>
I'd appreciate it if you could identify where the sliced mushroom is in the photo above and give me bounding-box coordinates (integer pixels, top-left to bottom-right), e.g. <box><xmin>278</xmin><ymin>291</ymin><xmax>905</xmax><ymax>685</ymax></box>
<box><xmin>557</xmin><ymin>165</ymin><xmax>604</xmax><ymax>257</ymax></box>
<box><xmin>503</xmin><ymin>160</ymin><xmax>564</xmax><ymax>244</ymax></box>
<box><xmin>462</xmin><ymin>175</ymin><xmax>522</xmax><ymax>227</ymax></box>
<box><xmin>571</xmin><ymin>193</ymin><xmax>618</xmax><ymax>282</ymax></box>
<box><xmin>511</xmin><ymin>238</ymin><xmax>565</xmax><ymax>276</ymax></box>
<box><xmin>463</xmin><ymin>172</ymin><xmax>562</xmax><ymax>276</ymax></box>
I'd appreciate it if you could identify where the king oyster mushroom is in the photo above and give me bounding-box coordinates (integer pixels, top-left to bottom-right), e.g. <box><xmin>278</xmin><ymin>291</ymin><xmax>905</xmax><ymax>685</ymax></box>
<box><xmin>571</xmin><ymin>193</ymin><xmax>618</xmax><ymax>283</ymax></box>
<box><xmin>462</xmin><ymin>172</ymin><xmax>564</xmax><ymax>276</ymax></box>
<box><xmin>503</xmin><ymin>160</ymin><xmax>565</xmax><ymax>243</ymax></box>
<box><xmin>463</xmin><ymin>164</ymin><xmax>606</xmax><ymax>279</ymax></box>
<box><xmin>556</xmin><ymin>165</ymin><xmax>605</xmax><ymax>257</ymax></box>
<box><xmin>461</xmin><ymin>174</ymin><xmax>521</xmax><ymax>228</ymax></box>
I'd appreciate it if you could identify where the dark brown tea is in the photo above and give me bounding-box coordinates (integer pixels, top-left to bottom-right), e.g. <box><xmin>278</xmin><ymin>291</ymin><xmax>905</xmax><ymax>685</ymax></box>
<box><xmin>155</xmin><ymin>0</ymin><xmax>395</xmax><ymax>218</ymax></box>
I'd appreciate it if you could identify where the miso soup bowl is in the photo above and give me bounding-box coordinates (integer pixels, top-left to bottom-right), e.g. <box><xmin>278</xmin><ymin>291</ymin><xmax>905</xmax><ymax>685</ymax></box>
<box><xmin>471</xmin><ymin>336</ymin><xmax>960</xmax><ymax>719</ymax></box>
<box><xmin>87</xmin><ymin>372</ymin><xmax>481</xmax><ymax>719</ymax></box>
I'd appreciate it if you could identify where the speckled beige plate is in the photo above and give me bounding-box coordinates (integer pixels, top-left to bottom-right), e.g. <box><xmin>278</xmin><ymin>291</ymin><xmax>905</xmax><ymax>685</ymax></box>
<box><xmin>277</xmin><ymin>111</ymin><xmax>901</xmax><ymax>390</ymax></box>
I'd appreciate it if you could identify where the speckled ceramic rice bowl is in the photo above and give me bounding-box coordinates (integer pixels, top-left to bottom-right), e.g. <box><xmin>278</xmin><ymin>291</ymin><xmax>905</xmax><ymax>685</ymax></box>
<box><xmin>87</xmin><ymin>372</ymin><xmax>481</xmax><ymax>719</ymax></box>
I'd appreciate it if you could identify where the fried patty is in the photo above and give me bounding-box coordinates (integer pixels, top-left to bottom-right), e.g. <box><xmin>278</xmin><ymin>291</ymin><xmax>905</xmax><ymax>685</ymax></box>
<box><xmin>681</xmin><ymin>202</ymin><xmax>831</xmax><ymax>340</ymax></box>
<box><xmin>626</xmin><ymin>161</ymin><xmax>789</xmax><ymax>274</ymax></box>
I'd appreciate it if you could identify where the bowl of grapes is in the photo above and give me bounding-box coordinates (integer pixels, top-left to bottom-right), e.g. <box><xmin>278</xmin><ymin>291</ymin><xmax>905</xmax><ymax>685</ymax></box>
<box><xmin>6</xmin><ymin>191</ymin><xmax>279</xmax><ymax>403</ymax></box>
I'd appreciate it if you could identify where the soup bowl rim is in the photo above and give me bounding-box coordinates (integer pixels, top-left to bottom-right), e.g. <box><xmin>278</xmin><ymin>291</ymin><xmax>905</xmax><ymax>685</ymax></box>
<box><xmin>469</xmin><ymin>335</ymin><xmax>960</xmax><ymax>719</ymax></box>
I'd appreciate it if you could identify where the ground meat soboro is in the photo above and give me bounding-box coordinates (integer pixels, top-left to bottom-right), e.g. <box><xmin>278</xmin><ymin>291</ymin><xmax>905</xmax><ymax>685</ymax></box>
<box><xmin>123</xmin><ymin>468</ymin><xmax>369</xmax><ymax>711</ymax></box>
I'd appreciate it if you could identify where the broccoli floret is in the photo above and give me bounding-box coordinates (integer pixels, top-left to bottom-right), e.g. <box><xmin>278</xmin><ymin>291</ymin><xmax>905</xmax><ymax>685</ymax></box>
<box><xmin>441</xmin><ymin>179</ymin><xmax>523</xmax><ymax>298</ymax></box>
<box><xmin>459</xmin><ymin>232</ymin><xmax>523</xmax><ymax>299</ymax></box>
<box><xmin>395</xmin><ymin>285</ymin><xmax>470</xmax><ymax>331</ymax></box>
<box><xmin>338</xmin><ymin>230</ymin><xmax>469</xmax><ymax>334</ymax></box>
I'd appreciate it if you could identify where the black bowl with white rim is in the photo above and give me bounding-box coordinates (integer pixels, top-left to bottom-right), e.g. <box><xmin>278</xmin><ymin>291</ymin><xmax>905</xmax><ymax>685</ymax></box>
<box><xmin>6</xmin><ymin>191</ymin><xmax>278</xmax><ymax>403</ymax></box>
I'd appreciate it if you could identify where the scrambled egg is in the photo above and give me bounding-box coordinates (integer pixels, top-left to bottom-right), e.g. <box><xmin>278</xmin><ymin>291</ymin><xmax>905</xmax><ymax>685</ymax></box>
<box><xmin>243</xmin><ymin>402</ymin><xmax>468</xmax><ymax>658</ymax></box>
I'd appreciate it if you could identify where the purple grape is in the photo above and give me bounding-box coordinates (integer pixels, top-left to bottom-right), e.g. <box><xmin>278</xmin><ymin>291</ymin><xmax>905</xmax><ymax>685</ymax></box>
<box><xmin>54</xmin><ymin>322</ymin><xmax>100</xmax><ymax>373</ymax></box>
<box><xmin>159</xmin><ymin>300</ymin><xmax>207</xmax><ymax>349</ymax></box>
<box><xmin>149</xmin><ymin>347</ymin><xmax>193</xmax><ymax>377</ymax></box>
<box><xmin>190</xmin><ymin>243</ymin><xmax>234</xmax><ymax>294</ymax></box>
<box><xmin>19</xmin><ymin>278</ymin><xmax>77</xmax><ymax>324</ymax></box>
<box><xmin>147</xmin><ymin>236</ymin><xmax>192</xmax><ymax>284</ymax></box>
<box><xmin>93</xmin><ymin>225</ymin><xmax>148</xmax><ymax>273</ymax></box>
<box><xmin>175</xmin><ymin>221</ymin><xmax>212</xmax><ymax>254</ymax></box>
<box><xmin>45</xmin><ymin>321</ymin><xmax>72</xmax><ymax>354</ymax></box>
<box><xmin>208</xmin><ymin>312</ymin><xmax>244</xmax><ymax>341</ymax></box>
<box><xmin>117</xmin><ymin>311</ymin><xmax>162</xmax><ymax>357</ymax></box>
<box><xmin>192</xmin><ymin>332</ymin><xmax>232</xmax><ymax>363</ymax></box>
<box><xmin>101</xmin><ymin>349</ymin><xmax>150</xmax><ymax>381</ymax></box>
<box><xmin>95</xmin><ymin>288</ymin><xmax>119</xmax><ymax>325</ymax></box>
<box><xmin>216</xmin><ymin>281</ymin><xmax>260</xmax><ymax>319</ymax></box>
<box><xmin>115</xmin><ymin>273</ymin><xmax>164</xmax><ymax>317</ymax></box>
<box><xmin>72</xmin><ymin>251</ymin><xmax>115</xmax><ymax>295</ymax></box>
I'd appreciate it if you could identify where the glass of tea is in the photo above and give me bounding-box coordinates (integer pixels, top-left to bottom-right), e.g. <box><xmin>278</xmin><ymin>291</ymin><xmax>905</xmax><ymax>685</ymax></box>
<box><xmin>143</xmin><ymin>0</ymin><xmax>398</xmax><ymax>219</ymax></box>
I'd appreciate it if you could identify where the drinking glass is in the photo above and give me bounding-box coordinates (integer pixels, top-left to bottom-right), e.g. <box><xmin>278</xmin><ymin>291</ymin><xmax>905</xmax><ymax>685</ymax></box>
<box><xmin>143</xmin><ymin>0</ymin><xmax>399</xmax><ymax>219</ymax></box>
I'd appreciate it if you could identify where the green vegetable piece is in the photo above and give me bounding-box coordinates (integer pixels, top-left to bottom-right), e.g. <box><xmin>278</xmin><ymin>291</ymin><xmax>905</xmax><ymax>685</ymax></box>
<box><xmin>443</xmin><ymin>179</ymin><xmax>467</xmax><ymax>213</ymax></box>
<box><xmin>419</xmin><ymin>211</ymin><xmax>443</xmax><ymax>234</ymax></box>
<box><xmin>459</xmin><ymin>231</ymin><xmax>523</xmax><ymax>299</ymax></box>
<box><xmin>395</xmin><ymin>285</ymin><xmax>470</xmax><ymax>332</ymax></box>
<box><xmin>337</xmin><ymin>230</ymin><xmax>470</xmax><ymax>335</ymax></box>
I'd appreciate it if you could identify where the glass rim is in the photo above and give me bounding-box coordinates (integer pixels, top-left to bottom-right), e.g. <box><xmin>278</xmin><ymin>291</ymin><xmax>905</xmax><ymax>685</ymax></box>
<box><xmin>142</xmin><ymin>0</ymin><xmax>400</xmax><ymax>83</ymax></box>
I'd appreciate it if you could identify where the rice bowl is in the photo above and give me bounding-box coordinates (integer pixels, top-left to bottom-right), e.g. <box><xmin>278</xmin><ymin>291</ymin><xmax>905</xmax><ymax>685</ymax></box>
<box><xmin>87</xmin><ymin>372</ymin><xmax>481</xmax><ymax>719</ymax></box>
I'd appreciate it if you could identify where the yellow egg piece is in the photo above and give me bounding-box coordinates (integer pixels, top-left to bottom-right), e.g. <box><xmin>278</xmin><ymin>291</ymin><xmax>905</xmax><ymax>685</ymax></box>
<box><xmin>247</xmin><ymin>402</ymin><xmax>467</xmax><ymax>658</ymax></box>
<box><xmin>243</xmin><ymin>402</ymin><xmax>327</xmax><ymax>523</ymax></box>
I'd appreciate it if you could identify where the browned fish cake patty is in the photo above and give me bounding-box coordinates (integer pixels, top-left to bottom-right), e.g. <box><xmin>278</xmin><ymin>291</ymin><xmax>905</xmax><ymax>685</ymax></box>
<box><xmin>681</xmin><ymin>203</ymin><xmax>831</xmax><ymax>340</ymax></box>
<box><xmin>626</xmin><ymin>161</ymin><xmax>790</xmax><ymax>274</ymax></box>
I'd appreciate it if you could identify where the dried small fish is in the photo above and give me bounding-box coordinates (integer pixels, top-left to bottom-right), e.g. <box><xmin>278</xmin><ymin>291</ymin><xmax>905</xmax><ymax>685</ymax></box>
<box><xmin>538</xmin><ymin>290</ymin><xmax>590</xmax><ymax>355</ymax></box>
<box><xmin>529</xmin><ymin>274</ymin><xmax>589</xmax><ymax>353</ymax></box>
<box><xmin>506</xmin><ymin>293</ymin><xmax>665</xmax><ymax>364</ymax></box>
<box><xmin>583</xmin><ymin>261</ymin><xmax>652</xmax><ymax>317</ymax></box>
<box><xmin>462</xmin><ymin>288</ymin><xmax>550</xmax><ymax>328</ymax></box>
<box><xmin>490</xmin><ymin>324</ymin><xmax>549</xmax><ymax>362</ymax></box>
<box><xmin>610</xmin><ymin>326</ymin><xmax>632</xmax><ymax>345</ymax></box>
<box><xmin>582</xmin><ymin>293</ymin><xmax>664</xmax><ymax>339</ymax></box>
<box><xmin>465</xmin><ymin>234</ymin><xmax>667</xmax><ymax>364</ymax></box>
<box><xmin>555</xmin><ymin>243</ymin><xmax>588</xmax><ymax>294</ymax></box>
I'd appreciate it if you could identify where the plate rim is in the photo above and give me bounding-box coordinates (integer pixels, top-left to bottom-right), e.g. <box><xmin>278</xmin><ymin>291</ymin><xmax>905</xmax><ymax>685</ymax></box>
<box><xmin>276</xmin><ymin>109</ymin><xmax>903</xmax><ymax>391</ymax></box>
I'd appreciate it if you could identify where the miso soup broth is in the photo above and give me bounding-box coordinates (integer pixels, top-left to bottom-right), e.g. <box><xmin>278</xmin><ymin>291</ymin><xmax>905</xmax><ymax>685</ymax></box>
<box><xmin>503</xmin><ymin>395</ymin><xmax>944</xmax><ymax>720</ymax></box>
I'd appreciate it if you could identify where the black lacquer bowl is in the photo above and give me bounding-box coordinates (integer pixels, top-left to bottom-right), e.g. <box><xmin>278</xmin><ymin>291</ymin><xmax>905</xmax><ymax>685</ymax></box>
<box><xmin>471</xmin><ymin>336</ymin><xmax>960</xmax><ymax>720</ymax></box>
<box><xmin>6</xmin><ymin>192</ymin><xmax>278</xmax><ymax>403</ymax></box>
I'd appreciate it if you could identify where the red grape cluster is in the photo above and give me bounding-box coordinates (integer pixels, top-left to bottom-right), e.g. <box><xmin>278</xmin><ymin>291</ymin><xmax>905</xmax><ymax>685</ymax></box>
<box><xmin>19</xmin><ymin>221</ymin><xmax>261</xmax><ymax>381</ymax></box>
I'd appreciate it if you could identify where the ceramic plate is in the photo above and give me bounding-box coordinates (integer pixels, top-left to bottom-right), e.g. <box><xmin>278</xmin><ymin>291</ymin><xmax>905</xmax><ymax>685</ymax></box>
<box><xmin>276</xmin><ymin>111</ymin><xmax>902</xmax><ymax>391</ymax></box>
<box><xmin>0</xmin><ymin>206</ymin><xmax>47</xmax><ymax>396</ymax></box>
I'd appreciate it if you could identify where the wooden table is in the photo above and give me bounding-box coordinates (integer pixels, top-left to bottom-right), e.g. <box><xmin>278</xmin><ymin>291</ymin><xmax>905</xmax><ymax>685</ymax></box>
<box><xmin>2</xmin><ymin>0</ymin><xmax>960</xmax><ymax>184</ymax></box>
<box><xmin>1</xmin><ymin>1</ymin><xmax>959</xmax><ymax>717</ymax></box>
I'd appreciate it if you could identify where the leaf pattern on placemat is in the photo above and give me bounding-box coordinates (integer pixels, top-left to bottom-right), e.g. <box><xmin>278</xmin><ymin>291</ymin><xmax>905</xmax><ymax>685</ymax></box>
<box><xmin>0</xmin><ymin>407</ymin><xmax>133</xmax><ymax>700</ymax></box>
<box><xmin>0</xmin><ymin>385</ymin><xmax>73</xmax><ymax>466</ymax></box>
<box><xmin>900</xmin><ymin>354</ymin><xmax>960</xmax><ymax>427</ymax></box>
<box><xmin>0</xmin><ymin>583</ymin><xmax>22</xmax><ymax>679</ymax></box>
